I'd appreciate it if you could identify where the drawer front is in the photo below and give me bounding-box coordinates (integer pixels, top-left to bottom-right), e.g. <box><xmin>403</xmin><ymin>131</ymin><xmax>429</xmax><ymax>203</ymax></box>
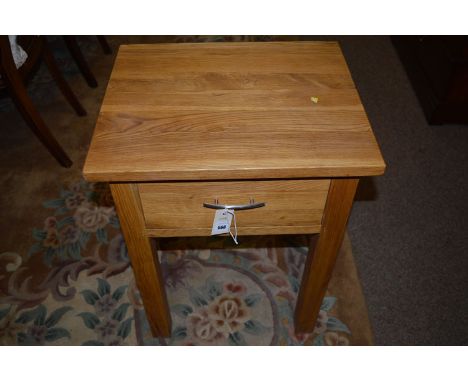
<box><xmin>138</xmin><ymin>179</ymin><xmax>330</xmax><ymax>237</ymax></box>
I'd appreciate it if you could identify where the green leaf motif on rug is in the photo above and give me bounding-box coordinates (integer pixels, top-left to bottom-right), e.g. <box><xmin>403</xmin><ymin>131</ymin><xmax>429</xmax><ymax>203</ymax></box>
<box><xmin>0</xmin><ymin>305</ymin><xmax>11</xmax><ymax>321</ymax></box>
<box><xmin>57</xmin><ymin>216</ymin><xmax>74</xmax><ymax>229</ymax></box>
<box><xmin>321</xmin><ymin>296</ymin><xmax>337</xmax><ymax>312</ymax></box>
<box><xmin>78</xmin><ymin>312</ymin><xmax>101</xmax><ymax>329</ymax></box>
<box><xmin>45</xmin><ymin>306</ymin><xmax>73</xmax><ymax>328</ymax></box>
<box><xmin>118</xmin><ymin>317</ymin><xmax>134</xmax><ymax>339</ymax></box>
<box><xmin>68</xmin><ymin>242</ymin><xmax>81</xmax><ymax>260</ymax></box>
<box><xmin>77</xmin><ymin>278</ymin><xmax>134</xmax><ymax>345</ymax></box>
<box><xmin>111</xmin><ymin>285</ymin><xmax>128</xmax><ymax>301</ymax></box>
<box><xmin>188</xmin><ymin>286</ymin><xmax>208</xmax><ymax>307</ymax></box>
<box><xmin>202</xmin><ymin>276</ymin><xmax>223</xmax><ymax>300</ymax></box>
<box><xmin>288</xmin><ymin>276</ymin><xmax>301</xmax><ymax>293</ymax></box>
<box><xmin>111</xmin><ymin>303</ymin><xmax>130</xmax><ymax>321</ymax></box>
<box><xmin>313</xmin><ymin>334</ymin><xmax>325</xmax><ymax>346</ymax></box>
<box><xmin>43</xmin><ymin>198</ymin><xmax>65</xmax><ymax>210</ymax></box>
<box><xmin>15</xmin><ymin>305</ymin><xmax>44</xmax><ymax>324</ymax></box>
<box><xmin>96</xmin><ymin>228</ymin><xmax>108</xmax><ymax>244</ymax></box>
<box><xmin>45</xmin><ymin>327</ymin><xmax>71</xmax><ymax>341</ymax></box>
<box><xmin>97</xmin><ymin>278</ymin><xmax>111</xmax><ymax>297</ymax></box>
<box><xmin>228</xmin><ymin>331</ymin><xmax>247</xmax><ymax>346</ymax></box>
<box><xmin>172</xmin><ymin>326</ymin><xmax>187</xmax><ymax>340</ymax></box>
<box><xmin>109</xmin><ymin>215</ymin><xmax>120</xmax><ymax>228</ymax></box>
<box><xmin>81</xmin><ymin>290</ymin><xmax>100</xmax><ymax>305</ymax></box>
<box><xmin>172</xmin><ymin>304</ymin><xmax>193</xmax><ymax>318</ymax></box>
<box><xmin>14</xmin><ymin>305</ymin><xmax>72</xmax><ymax>345</ymax></box>
<box><xmin>326</xmin><ymin>317</ymin><xmax>351</xmax><ymax>334</ymax></box>
<box><xmin>244</xmin><ymin>293</ymin><xmax>262</xmax><ymax>307</ymax></box>
<box><xmin>79</xmin><ymin>231</ymin><xmax>91</xmax><ymax>247</ymax></box>
<box><xmin>31</xmin><ymin>228</ymin><xmax>46</xmax><ymax>242</ymax></box>
<box><xmin>243</xmin><ymin>319</ymin><xmax>269</xmax><ymax>335</ymax></box>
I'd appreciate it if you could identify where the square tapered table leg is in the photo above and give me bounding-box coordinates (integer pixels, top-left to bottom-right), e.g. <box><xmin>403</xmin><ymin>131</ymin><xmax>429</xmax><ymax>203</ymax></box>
<box><xmin>295</xmin><ymin>178</ymin><xmax>358</xmax><ymax>334</ymax></box>
<box><xmin>110</xmin><ymin>183</ymin><xmax>172</xmax><ymax>337</ymax></box>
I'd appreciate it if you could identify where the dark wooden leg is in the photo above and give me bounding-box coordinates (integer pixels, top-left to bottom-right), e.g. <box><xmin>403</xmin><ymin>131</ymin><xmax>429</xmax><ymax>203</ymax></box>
<box><xmin>110</xmin><ymin>183</ymin><xmax>172</xmax><ymax>337</ymax></box>
<box><xmin>41</xmin><ymin>37</ymin><xmax>87</xmax><ymax>116</ymax></box>
<box><xmin>295</xmin><ymin>178</ymin><xmax>358</xmax><ymax>334</ymax></box>
<box><xmin>63</xmin><ymin>36</ymin><xmax>98</xmax><ymax>88</ymax></box>
<box><xmin>0</xmin><ymin>40</ymin><xmax>72</xmax><ymax>167</ymax></box>
<box><xmin>96</xmin><ymin>36</ymin><xmax>112</xmax><ymax>55</ymax></box>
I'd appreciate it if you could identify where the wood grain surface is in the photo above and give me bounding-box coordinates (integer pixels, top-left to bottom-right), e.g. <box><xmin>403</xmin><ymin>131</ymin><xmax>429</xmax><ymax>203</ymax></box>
<box><xmin>83</xmin><ymin>42</ymin><xmax>385</xmax><ymax>182</ymax></box>
<box><xmin>138</xmin><ymin>179</ymin><xmax>329</xmax><ymax>236</ymax></box>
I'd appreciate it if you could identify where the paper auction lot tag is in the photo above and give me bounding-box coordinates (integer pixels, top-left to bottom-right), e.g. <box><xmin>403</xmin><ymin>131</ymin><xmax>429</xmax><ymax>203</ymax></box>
<box><xmin>211</xmin><ymin>209</ymin><xmax>233</xmax><ymax>235</ymax></box>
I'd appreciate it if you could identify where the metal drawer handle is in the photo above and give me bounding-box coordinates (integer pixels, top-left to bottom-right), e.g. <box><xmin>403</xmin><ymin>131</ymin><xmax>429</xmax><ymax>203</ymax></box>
<box><xmin>203</xmin><ymin>198</ymin><xmax>266</xmax><ymax>211</ymax></box>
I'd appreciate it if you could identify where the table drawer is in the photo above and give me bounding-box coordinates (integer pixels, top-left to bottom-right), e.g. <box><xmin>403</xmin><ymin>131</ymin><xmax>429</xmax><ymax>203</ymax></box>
<box><xmin>138</xmin><ymin>179</ymin><xmax>330</xmax><ymax>237</ymax></box>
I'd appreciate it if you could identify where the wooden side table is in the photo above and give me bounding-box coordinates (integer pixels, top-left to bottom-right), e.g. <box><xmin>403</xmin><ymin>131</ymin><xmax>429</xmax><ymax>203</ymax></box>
<box><xmin>83</xmin><ymin>42</ymin><xmax>385</xmax><ymax>337</ymax></box>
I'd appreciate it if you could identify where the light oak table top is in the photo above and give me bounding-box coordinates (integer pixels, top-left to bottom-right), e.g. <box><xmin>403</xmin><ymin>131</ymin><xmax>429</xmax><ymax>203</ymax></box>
<box><xmin>83</xmin><ymin>41</ymin><xmax>385</xmax><ymax>182</ymax></box>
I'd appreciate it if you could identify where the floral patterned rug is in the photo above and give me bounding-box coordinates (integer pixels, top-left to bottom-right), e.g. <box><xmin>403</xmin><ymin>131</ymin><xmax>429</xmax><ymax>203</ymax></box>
<box><xmin>0</xmin><ymin>179</ymin><xmax>372</xmax><ymax>345</ymax></box>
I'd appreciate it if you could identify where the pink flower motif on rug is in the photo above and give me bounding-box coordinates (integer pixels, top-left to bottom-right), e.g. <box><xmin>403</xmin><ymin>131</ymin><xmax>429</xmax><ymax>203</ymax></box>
<box><xmin>209</xmin><ymin>294</ymin><xmax>250</xmax><ymax>337</ymax></box>
<box><xmin>74</xmin><ymin>203</ymin><xmax>115</xmax><ymax>233</ymax></box>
